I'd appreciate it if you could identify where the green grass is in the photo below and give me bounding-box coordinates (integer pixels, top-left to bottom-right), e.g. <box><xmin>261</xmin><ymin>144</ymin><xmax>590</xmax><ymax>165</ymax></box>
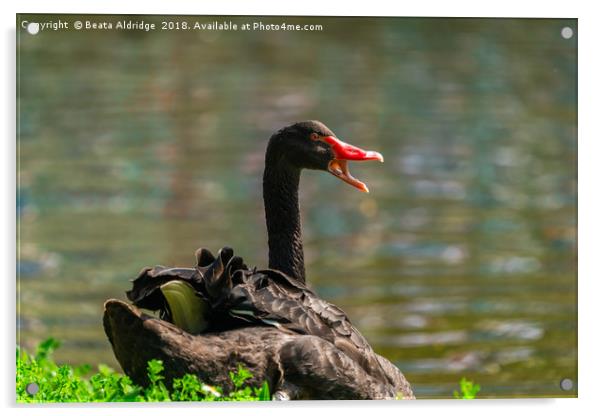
<box><xmin>17</xmin><ymin>338</ymin><xmax>270</xmax><ymax>403</ymax></box>
<box><xmin>453</xmin><ymin>377</ymin><xmax>480</xmax><ymax>399</ymax></box>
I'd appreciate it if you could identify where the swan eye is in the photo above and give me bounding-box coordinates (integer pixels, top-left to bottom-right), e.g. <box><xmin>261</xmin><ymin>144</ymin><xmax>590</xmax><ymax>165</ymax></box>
<box><xmin>310</xmin><ymin>133</ymin><xmax>320</xmax><ymax>141</ymax></box>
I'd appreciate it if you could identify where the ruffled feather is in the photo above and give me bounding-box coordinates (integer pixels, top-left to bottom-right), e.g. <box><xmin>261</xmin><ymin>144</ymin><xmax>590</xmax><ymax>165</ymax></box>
<box><xmin>126</xmin><ymin>246</ymin><xmax>392</xmax><ymax>385</ymax></box>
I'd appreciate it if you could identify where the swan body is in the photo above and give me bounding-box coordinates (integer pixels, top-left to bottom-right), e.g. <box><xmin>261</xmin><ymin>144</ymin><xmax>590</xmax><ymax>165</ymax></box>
<box><xmin>104</xmin><ymin>121</ymin><xmax>414</xmax><ymax>399</ymax></box>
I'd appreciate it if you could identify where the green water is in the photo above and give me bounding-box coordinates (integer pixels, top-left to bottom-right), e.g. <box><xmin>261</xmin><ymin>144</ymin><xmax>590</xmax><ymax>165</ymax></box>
<box><xmin>17</xmin><ymin>15</ymin><xmax>577</xmax><ymax>398</ymax></box>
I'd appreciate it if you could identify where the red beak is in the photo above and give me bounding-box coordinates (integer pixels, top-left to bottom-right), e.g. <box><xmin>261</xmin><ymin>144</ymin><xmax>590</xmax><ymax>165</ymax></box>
<box><xmin>322</xmin><ymin>136</ymin><xmax>383</xmax><ymax>193</ymax></box>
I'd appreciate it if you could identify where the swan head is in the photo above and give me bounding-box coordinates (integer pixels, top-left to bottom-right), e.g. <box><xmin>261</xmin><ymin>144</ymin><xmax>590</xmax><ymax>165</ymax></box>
<box><xmin>267</xmin><ymin>120</ymin><xmax>383</xmax><ymax>193</ymax></box>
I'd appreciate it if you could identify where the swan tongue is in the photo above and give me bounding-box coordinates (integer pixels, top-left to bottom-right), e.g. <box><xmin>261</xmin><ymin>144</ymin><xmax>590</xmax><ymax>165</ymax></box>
<box><xmin>328</xmin><ymin>159</ymin><xmax>370</xmax><ymax>193</ymax></box>
<box><xmin>323</xmin><ymin>135</ymin><xmax>383</xmax><ymax>193</ymax></box>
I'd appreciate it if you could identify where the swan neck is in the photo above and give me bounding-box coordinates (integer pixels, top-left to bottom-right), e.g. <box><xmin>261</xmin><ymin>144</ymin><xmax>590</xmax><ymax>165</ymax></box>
<box><xmin>263</xmin><ymin>157</ymin><xmax>305</xmax><ymax>283</ymax></box>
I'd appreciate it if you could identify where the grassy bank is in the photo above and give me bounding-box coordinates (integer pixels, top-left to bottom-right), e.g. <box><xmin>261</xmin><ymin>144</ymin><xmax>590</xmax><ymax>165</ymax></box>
<box><xmin>17</xmin><ymin>338</ymin><xmax>270</xmax><ymax>403</ymax></box>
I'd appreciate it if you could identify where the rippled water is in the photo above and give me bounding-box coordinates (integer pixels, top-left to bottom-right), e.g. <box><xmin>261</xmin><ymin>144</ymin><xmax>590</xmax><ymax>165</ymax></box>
<box><xmin>17</xmin><ymin>15</ymin><xmax>577</xmax><ymax>398</ymax></box>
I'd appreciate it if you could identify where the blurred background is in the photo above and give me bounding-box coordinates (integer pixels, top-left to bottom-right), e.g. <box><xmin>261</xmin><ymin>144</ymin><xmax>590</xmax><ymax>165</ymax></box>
<box><xmin>17</xmin><ymin>15</ymin><xmax>576</xmax><ymax>398</ymax></box>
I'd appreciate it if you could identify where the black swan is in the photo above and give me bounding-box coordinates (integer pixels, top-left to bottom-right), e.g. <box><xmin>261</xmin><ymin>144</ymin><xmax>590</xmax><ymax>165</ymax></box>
<box><xmin>103</xmin><ymin>121</ymin><xmax>414</xmax><ymax>399</ymax></box>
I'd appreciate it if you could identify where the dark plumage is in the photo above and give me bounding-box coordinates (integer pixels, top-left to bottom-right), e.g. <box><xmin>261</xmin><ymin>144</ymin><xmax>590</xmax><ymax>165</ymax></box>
<box><xmin>104</xmin><ymin>121</ymin><xmax>413</xmax><ymax>399</ymax></box>
<box><xmin>104</xmin><ymin>299</ymin><xmax>411</xmax><ymax>399</ymax></box>
<box><xmin>227</xmin><ymin>266</ymin><xmax>393</xmax><ymax>385</ymax></box>
<box><xmin>122</xmin><ymin>246</ymin><xmax>413</xmax><ymax>398</ymax></box>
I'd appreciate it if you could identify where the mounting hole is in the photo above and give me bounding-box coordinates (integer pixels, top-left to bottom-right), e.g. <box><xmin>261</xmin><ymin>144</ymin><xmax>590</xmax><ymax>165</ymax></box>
<box><xmin>26</xmin><ymin>22</ymin><xmax>40</xmax><ymax>35</ymax></box>
<box><xmin>560</xmin><ymin>378</ymin><xmax>574</xmax><ymax>391</ymax></box>
<box><xmin>25</xmin><ymin>382</ymin><xmax>39</xmax><ymax>396</ymax></box>
<box><xmin>561</xmin><ymin>27</ymin><xmax>573</xmax><ymax>39</ymax></box>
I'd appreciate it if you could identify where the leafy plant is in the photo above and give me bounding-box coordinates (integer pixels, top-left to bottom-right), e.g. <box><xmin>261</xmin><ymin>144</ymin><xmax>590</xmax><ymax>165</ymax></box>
<box><xmin>17</xmin><ymin>338</ymin><xmax>271</xmax><ymax>403</ymax></box>
<box><xmin>225</xmin><ymin>363</ymin><xmax>270</xmax><ymax>401</ymax></box>
<box><xmin>453</xmin><ymin>377</ymin><xmax>480</xmax><ymax>399</ymax></box>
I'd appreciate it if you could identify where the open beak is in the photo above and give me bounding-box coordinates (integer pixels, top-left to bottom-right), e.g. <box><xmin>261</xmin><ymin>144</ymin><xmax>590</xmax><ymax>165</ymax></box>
<box><xmin>322</xmin><ymin>135</ymin><xmax>383</xmax><ymax>193</ymax></box>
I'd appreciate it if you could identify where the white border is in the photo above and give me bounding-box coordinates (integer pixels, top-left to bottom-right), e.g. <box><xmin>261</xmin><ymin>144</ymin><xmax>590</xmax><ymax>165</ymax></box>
<box><xmin>4</xmin><ymin>0</ymin><xmax>584</xmax><ymax>18</ymax></box>
<box><xmin>3</xmin><ymin>1</ymin><xmax>600</xmax><ymax>416</ymax></box>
